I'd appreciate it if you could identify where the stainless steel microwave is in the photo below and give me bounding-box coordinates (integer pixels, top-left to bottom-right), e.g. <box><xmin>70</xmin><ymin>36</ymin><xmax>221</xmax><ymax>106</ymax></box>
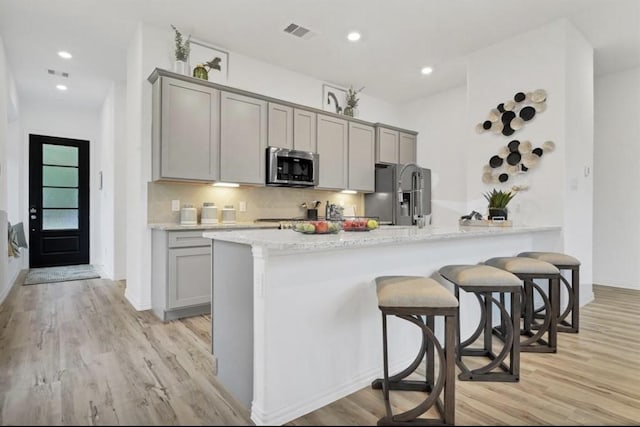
<box><xmin>266</xmin><ymin>146</ymin><xmax>319</xmax><ymax>187</ymax></box>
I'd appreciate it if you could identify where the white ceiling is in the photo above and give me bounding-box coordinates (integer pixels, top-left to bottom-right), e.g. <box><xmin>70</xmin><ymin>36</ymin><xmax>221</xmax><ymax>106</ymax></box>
<box><xmin>1</xmin><ymin>0</ymin><xmax>639</xmax><ymax>109</ymax></box>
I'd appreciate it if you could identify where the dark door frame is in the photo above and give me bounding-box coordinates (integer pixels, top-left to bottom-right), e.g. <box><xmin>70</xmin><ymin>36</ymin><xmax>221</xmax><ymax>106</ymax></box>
<box><xmin>28</xmin><ymin>134</ymin><xmax>90</xmax><ymax>268</ymax></box>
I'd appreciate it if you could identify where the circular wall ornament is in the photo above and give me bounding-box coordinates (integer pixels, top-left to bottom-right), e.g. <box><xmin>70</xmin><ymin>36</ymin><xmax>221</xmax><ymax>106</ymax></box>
<box><xmin>514</xmin><ymin>92</ymin><xmax>526</xmax><ymax>102</ymax></box>
<box><xmin>506</xmin><ymin>151</ymin><xmax>522</xmax><ymax>165</ymax></box>
<box><xmin>533</xmin><ymin>102</ymin><xmax>547</xmax><ymax>113</ymax></box>
<box><xmin>542</xmin><ymin>140</ymin><xmax>556</xmax><ymax>152</ymax></box>
<box><xmin>519</xmin><ymin>106</ymin><xmax>536</xmax><ymax>121</ymax></box>
<box><xmin>502</xmin><ymin>125</ymin><xmax>515</xmax><ymax>136</ymax></box>
<box><xmin>498</xmin><ymin>173</ymin><xmax>509</xmax><ymax>182</ymax></box>
<box><xmin>520</xmin><ymin>140</ymin><xmax>532</xmax><ymax>153</ymax></box>
<box><xmin>508</xmin><ymin>140</ymin><xmax>520</xmax><ymax>152</ymax></box>
<box><xmin>498</xmin><ymin>146</ymin><xmax>510</xmax><ymax>158</ymax></box>
<box><xmin>482</xmin><ymin>172</ymin><xmax>493</xmax><ymax>184</ymax></box>
<box><xmin>488</xmin><ymin>109</ymin><xmax>500</xmax><ymax>121</ymax></box>
<box><xmin>489</xmin><ymin>155</ymin><xmax>504</xmax><ymax>168</ymax></box>
<box><xmin>522</xmin><ymin>153</ymin><xmax>539</xmax><ymax>168</ymax></box>
<box><xmin>532</xmin><ymin>89</ymin><xmax>547</xmax><ymax>103</ymax></box>
<box><xmin>503</xmin><ymin>100</ymin><xmax>516</xmax><ymax>111</ymax></box>
<box><xmin>510</xmin><ymin>117</ymin><xmax>524</xmax><ymax>130</ymax></box>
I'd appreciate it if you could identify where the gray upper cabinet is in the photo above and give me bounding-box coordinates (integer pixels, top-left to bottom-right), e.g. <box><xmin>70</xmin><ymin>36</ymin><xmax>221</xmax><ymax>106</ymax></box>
<box><xmin>348</xmin><ymin>122</ymin><xmax>375</xmax><ymax>192</ymax></box>
<box><xmin>293</xmin><ymin>109</ymin><xmax>317</xmax><ymax>152</ymax></box>
<box><xmin>153</xmin><ymin>76</ymin><xmax>220</xmax><ymax>182</ymax></box>
<box><xmin>375</xmin><ymin>126</ymin><xmax>399</xmax><ymax>164</ymax></box>
<box><xmin>220</xmin><ymin>91</ymin><xmax>268</xmax><ymax>185</ymax></box>
<box><xmin>268</xmin><ymin>102</ymin><xmax>293</xmax><ymax>149</ymax></box>
<box><xmin>399</xmin><ymin>131</ymin><xmax>417</xmax><ymax>165</ymax></box>
<box><xmin>316</xmin><ymin>114</ymin><xmax>348</xmax><ymax>190</ymax></box>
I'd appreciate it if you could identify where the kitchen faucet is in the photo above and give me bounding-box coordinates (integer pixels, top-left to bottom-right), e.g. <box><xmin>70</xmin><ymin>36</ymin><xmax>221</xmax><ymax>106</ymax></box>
<box><xmin>397</xmin><ymin>162</ymin><xmax>426</xmax><ymax>229</ymax></box>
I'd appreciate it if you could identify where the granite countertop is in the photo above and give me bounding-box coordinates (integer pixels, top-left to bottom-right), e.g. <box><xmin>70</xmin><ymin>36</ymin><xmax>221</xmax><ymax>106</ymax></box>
<box><xmin>148</xmin><ymin>221</ymin><xmax>281</xmax><ymax>231</ymax></box>
<box><xmin>202</xmin><ymin>224</ymin><xmax>561</xmax><ymax>252</ymax></box>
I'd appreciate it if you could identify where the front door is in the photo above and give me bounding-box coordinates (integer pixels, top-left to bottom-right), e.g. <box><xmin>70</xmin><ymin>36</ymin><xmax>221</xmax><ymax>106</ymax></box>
<box><xmin>29</xmin><ymin>134</ymin><xmax>90</xmax><ymax>268</ymax></box>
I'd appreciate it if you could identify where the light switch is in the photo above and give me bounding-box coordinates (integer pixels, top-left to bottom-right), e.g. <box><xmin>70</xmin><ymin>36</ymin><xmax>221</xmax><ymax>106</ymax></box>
<box><xmin>171</xmin><ymin>200</ymin><xmax>180</xmax><ymax>211</ymax></box>
<box><xmin>239</xmin><ymin>201</ymin><xmax>247</xmax><ymax>212</ymax></box>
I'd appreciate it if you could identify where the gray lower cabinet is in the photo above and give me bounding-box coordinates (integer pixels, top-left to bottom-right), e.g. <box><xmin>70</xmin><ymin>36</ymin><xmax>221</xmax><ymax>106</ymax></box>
<box><xmin>152</xmin><ymin>230</ymin><xmax>211</xmax><ymax>321</ymax></box>
<box><xmin>348</xmin><ymin>122</ymin><xmax>375</xmax><ymax>192</ymax></box>
<box><xmin>220</xmin><ymin>91</ymin><xmax>268</xmax><ymax>185</ymax></box>
<box><xmin>316</xmin><ymin>113</ymin><xmax>348</xmax><ymax>190</ymax></box>
<box><xmin>268</xmin><ymin>102</ymin><xmax>293</xmax><ymax>149</ymax></box>
<box><xmin>399</xmin><ymin>131</ymin><xmax>417</xmax><ymax>165</ymax></box>
<box><xmin>152</xmin><ymin>76</ymin><xmax>220</xmax><ymax>182</ymax></box>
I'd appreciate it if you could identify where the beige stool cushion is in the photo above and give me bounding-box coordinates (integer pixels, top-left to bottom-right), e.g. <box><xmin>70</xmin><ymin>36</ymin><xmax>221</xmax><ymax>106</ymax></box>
<box><xmin>518</xmin><ymin>251</ymin><xmax>580</xmax><ymax>267</ymax></box>
<box><xmin>439</xmin><ymin>264</ymin><xmax>521</xmax><ymax>288</ymax></box>
<box><xmin>375</xmin><ymin>276</ymin><xmax>458</xmax><ymax>308</ymax></box>
<box><xmin>485</xmin><ymin>257</ymin><xmax>560</xmax><ymax>275</ymax></box>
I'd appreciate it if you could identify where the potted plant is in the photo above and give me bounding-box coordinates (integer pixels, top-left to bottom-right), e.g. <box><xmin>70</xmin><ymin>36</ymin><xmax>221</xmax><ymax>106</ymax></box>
<box><xmin>171</xmin><ymin>24</ymin><xmax>190</xmax><ymax>75</ymax></box>
<box><xmin>483</xmin><ymin>188</ymin><xmax>515</xmax><ymax>220</ymax></box>
<box><xmin>344</xmin><ymin>86</ymin><xmax>364</xmax><ymax>117</ymax></box>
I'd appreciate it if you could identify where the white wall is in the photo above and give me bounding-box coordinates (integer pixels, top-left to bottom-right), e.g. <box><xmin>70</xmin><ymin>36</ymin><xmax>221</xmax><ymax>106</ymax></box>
<box><xmin>0</xmin><ymin>34</ymin><xmax>25</xmax><ymax>302</ymax></box>
<box><xmin>124</xmin><ymin>22</ymin><xmax>403</xmax><ymax>310</ymax></box>
<box><xmin>400</xmin><ymin>85</ymin><xmax>468</xmax><ymax>226</ymax></box>
<box><xmin>402</xmin><ymin>19</ymin><xmax>594</xmax><ymax>304</ymax></box>
<box><xmin>593</xmin><ymin>67</ymin><xmax>640</xmax><ymax>289</ymax></box>
<box><xmin>20</xmin><ymin>100</ymin><xmax>102</xmax><ymax>268</ymax></box>
<box><xmin>99</xmin><ymin>82</ymin><xmax>127</xmax><ymax>280</ymax></box>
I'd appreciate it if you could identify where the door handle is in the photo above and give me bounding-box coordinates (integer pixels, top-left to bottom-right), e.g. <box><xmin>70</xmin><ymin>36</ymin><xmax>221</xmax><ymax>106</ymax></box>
<box><xmin>30</xmin><ymin>207</ymin><xmax>36</xmax><ymax>213</ymax></box>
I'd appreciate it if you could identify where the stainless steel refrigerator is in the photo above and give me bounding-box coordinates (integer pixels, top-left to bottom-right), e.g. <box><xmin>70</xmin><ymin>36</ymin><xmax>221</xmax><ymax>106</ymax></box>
<box><xmin>364</xmin><ymin>163</ymin><xmax>431</xmax><ymax>226</ymax></box>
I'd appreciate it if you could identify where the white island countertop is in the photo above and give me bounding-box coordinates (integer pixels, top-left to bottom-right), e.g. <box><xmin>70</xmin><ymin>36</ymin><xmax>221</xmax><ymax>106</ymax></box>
<box><xmin>202</xmin><ymin>224</ymin><xmax>561</xmax><ymax>252</ymax></box>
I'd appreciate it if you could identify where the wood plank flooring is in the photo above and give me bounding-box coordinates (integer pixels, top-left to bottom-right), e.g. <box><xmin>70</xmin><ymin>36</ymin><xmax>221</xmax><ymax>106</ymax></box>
<box><xmin>0</xmin><ymin>277</ymin><xmax>638</xmax><ymax>425</ymax></box>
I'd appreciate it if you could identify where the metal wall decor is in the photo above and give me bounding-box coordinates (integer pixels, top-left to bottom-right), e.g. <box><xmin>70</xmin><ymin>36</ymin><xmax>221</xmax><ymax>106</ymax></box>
<box><xmin>482</xmin><ymin>139</ymin><xmax>555</xmax><ymax>184</ymax></box>
<box><xmin>475</xmin><ymin>89</ymin><xmax>547</xmax><ymax>136</ymax></box>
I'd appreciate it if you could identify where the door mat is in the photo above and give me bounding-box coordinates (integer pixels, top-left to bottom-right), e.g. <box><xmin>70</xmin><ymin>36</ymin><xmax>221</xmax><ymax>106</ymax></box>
<box><xmin>23</xmin><ymin>264</ymin><xmax>100</xmax><ymax>285</ymax></box>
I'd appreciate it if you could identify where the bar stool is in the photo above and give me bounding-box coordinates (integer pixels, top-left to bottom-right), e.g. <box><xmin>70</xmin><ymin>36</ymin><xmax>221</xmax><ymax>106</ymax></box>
<box><xmin>518</xmin><ymin>252</ymin><xmax>580</xmax><ymax>333</ymax></box>
<box><xmin>371</xmin><ymin>276</ymin><xmax>458</xmax><ymax>426</ymax></box>
<box><xmin>439</xmin><ymin>265</ymin><xmax>522</xmax><ymax>382</ymax></box>
<box><xmin>484</xmin><ymin>257</ymin><xmax>561</xmax><ymax>353</ymax></box>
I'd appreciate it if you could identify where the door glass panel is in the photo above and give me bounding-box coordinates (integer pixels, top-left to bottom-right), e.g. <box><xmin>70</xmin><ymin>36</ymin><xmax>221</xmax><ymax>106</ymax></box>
<box><xmin>43</xmin><ymin>188</ymin><xmax>78</xmax><ymax>208</ymax></box>
<box><xmin>43</xmin><ymin>166</ymin><xmax>78</xmax><ymax>187</ymax></box>
<box><xmin>43</xmin><ymin>144</ymin><xmax>78</xmax><ymax>166</ymax></box>
<box><xmin>42</xmin><ymin>209</ymin><xmax>78</xmax><ymax>230</ymax></box>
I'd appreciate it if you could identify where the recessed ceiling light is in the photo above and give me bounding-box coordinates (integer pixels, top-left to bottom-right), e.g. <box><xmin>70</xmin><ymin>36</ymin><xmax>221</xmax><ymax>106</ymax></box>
<box><xmin>58</xmin><ymin>51</ymin><xmax>72</xmax><ymax>59</ymax></box>
<box><xmin>56</xmin><ymin>84</ymin><xmax>68</xmax><ymax>91</ymax></box>
<box><xmin>347</xmin><ymin>32</ymin><xmax>361</xmax><ymax>42</ymax></box>
<box><xmin>421</xmin><ymin>66</ymin><xmax>433</xmax><ymax>75</ymax></box>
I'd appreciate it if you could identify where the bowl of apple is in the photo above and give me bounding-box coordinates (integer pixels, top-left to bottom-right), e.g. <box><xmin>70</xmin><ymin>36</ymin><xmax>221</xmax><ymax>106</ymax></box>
<box><xmin>342</xmin><ymin>217</ymin><xmax>379</xmax><ymax>232</ymax></box>
<box><xmin>293</xmin><ymin>220</ymin><xmax>342</xmax><ymax>234</ymax></box>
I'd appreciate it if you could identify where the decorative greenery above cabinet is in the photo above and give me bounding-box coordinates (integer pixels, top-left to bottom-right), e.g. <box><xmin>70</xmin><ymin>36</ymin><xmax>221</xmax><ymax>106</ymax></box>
<box><xmin>148</xmin><ymin>68</ymin><xmax>418</xmax><ymax>190</ymax></box>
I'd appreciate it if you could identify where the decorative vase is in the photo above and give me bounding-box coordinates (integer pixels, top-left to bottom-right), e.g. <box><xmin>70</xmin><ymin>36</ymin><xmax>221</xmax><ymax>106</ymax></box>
<box><xmin>174</xmin><ymin>60</ymin><xmax>189</xmax><ymax>76</ymax></box>
<box><xmin>488</xmin><ymin>207</ymin><xmax>508</xmax><ymax>220</ymax></box>
<box><xmin>344</xmin><ymin>106</ymin><xmax>354</xmax><ymax>117</ymax></box>
<box><xmin>193</xmin><ymin>63</ymin><xmax>208</xmax><ymax>80</ymax></box>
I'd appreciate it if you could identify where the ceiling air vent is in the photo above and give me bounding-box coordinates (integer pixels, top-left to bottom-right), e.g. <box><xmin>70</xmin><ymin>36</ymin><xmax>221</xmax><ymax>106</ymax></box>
<box><xmin>47</xmin><ymin>69</ymin><xmax>69</xmax><ymax>78</ymax></box>
<box><xmin>283</xmin><ymin>23</ymin><xmax>315</xmax><ymax>40</ymax></box>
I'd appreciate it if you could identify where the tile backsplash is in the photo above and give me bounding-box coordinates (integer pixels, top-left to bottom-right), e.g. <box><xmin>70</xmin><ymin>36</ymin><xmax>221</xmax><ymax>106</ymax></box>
<box><xmin>148</xmin><ymin>181</ymin><xmax>364</xmax><ymax>224</ymax></box>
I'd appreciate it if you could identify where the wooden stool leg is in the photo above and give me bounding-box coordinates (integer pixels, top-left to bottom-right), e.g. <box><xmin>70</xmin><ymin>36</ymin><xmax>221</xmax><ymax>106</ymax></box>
<box><xmin>444</xmin><ymin>314</ymin><xmax>456</xmax><ymax>425</ymax></box>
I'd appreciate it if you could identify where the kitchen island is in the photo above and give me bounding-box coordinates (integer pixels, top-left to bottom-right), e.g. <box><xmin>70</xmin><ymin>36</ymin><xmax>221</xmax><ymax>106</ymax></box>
<box><xmin>203</xmin><ymin>225</ymin><xmax>562</xmax><ymax>425</ymax></box>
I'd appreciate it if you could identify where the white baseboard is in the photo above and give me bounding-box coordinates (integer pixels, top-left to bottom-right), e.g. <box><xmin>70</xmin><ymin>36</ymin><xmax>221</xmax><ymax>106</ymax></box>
<box><xmin>250</xmin><ymin>356</ymin><xmax>414</xmax><ymax>426</ymax></box>
<box><xmin>124</xmin><ymin>287</ymin><xmax>152</xmax><ymax>311</ymax></box>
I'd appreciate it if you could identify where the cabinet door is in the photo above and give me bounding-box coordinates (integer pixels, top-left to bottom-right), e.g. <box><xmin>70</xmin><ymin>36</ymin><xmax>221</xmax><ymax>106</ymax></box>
<box><xmin>220</xmin><ymin>92</ymin><xmax>268</xmax><ymax>184</ymax></box>
<box><xmin>158</xmin><ymin>77</ymin><xmax>220</xmax><ymax>181</ymax></box>
<box><xmin>293</xmin><ymin>108</ymin><xmax>317</xmax><ymax>152</ymax></box>
<box><xmin>316</xmin><ymin>114</ymin><xmax>348</xmax><ymax>190</ymax></box>
<box><xmin>376</xmin><ymin>127</ymin><xmax>399</xmax><ymax>164</ymax></box>
<box><xmin>348</xmin><ymin>122</ymin><xmax>375</xmax><ymax>192</ymax></box>
<box><xmin>167</xmin><ymin>246</ymin><xmax>211</xmax><ymax>309</ymax></box>
<box><xmin>399</xmin><ymin>132</ymin><xmax>417</xmax><ymax>165</ymax></box>
<box><xmin>268</xmin><ymin>103</ymin><xmax>293</xmax><ymax>149</ymax></box>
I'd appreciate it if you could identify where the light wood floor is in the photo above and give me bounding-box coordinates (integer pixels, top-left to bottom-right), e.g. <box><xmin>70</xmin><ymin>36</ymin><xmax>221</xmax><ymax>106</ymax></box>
<box><xmin>1</xmin><ymin>277</ymin><xmax>639</xmax><ymax>425</ymax></box>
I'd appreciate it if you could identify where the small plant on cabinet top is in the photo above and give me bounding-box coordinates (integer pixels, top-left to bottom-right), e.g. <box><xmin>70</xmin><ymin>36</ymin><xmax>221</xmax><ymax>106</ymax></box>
<box><xmin>483</xmin><ymin>188</ymin><xmax>516</xmax><ymax>208</ymax></box>
<box><xmin>171</xmin><ymin>24</ymin><xmax>190</xmax><ymax>61</ymax></box>
<box><xmin>344</xmin><ymin>86</ymin><xmax>364</xmax><ymax>116</ymax></box>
